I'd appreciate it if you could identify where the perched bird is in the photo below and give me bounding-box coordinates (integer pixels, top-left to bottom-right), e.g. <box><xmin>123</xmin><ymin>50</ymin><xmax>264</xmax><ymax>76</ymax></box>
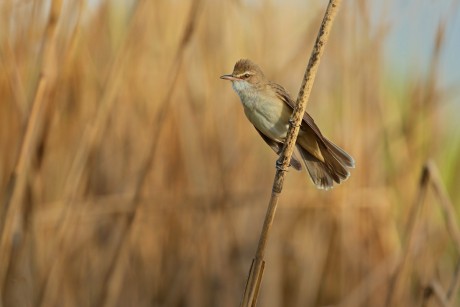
<box><xmin>220</xmin><ymin>59</ymin><xmax>354</xmax><ymax>190</ymax></box>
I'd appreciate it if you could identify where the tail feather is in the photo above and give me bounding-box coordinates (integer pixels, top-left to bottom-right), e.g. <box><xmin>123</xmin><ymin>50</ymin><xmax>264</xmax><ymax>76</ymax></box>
<box><xmin>322</xmin><ymin>137</ymin><xmax>355</xmax><ymax>168</ymax></box>
<box><xmin>290</xmin><ymin>152</ymin><xmax>302</xmax><ymax>171</ymax></box>
<box><xmin>296</xmin><ymin>138</ymin><xmax>354</xmax><ymax>190</ymax></box>
<box><xmin>320</xmin><ymin>143</ymin><xmax>350</xmax><ymax>180</ymax></box>
<box><xmin>297</xmin><ymin>145</ymin><xmax>335</xmax><ymax>190</ymax></box>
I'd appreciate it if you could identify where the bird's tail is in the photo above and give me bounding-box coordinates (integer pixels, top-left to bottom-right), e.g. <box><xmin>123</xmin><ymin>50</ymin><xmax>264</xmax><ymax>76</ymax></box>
<box><xmin>297</xmin><ymin>138</ymin><xmax>354</xmax><ymax>190</ymax></box>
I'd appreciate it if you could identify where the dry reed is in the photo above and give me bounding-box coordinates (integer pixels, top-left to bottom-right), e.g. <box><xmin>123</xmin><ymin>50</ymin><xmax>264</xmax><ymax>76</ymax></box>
<box><xmin>240</xmin><ymin>1</ymin><xmax>342</xmax><ymax>306</ymax></box>
<box><xmin>0</xmin><ymin>1</ymin><xmax>458</xmax><ymax>307</ymax></box>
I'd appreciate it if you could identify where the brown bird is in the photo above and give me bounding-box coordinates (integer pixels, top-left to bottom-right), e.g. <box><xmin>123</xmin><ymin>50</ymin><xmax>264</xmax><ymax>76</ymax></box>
<box><xmin>220</xmin><ymin>59</ymin><xmax>354</xmax><ymax>190</ymax></box>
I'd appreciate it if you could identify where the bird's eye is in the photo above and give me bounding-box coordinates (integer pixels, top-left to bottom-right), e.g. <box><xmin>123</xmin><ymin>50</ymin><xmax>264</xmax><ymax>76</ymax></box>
<box><xmin>243</xmin><ymin>73</ymin><xmax>251</xmax><ymax>78</ymax></box>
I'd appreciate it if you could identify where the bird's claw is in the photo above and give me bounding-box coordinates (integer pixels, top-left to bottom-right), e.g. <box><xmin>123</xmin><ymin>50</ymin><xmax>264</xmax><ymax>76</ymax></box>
<box><xmin>289</xmin><ymin>118</ymin><xmax>301</xmax><ymax>127</ymax></box>
<box><xmin>276</xmin><ymin>159</ymin><xmax>288</xmax><ymax>172</ymax></box>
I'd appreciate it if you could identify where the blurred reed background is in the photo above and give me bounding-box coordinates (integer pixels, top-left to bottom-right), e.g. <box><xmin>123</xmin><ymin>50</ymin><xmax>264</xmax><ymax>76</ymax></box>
<box><xmin>1</xmin><ymin>0</ymin><xmax>460</xmax><ymax>306</ymax></box>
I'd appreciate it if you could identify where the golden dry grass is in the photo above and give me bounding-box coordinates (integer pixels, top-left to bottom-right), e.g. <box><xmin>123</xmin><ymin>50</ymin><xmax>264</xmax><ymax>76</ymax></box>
<box><xmin>0</xmin><ymin>0</ymin><xmax>459</xmax><ymax>306</ymax></box>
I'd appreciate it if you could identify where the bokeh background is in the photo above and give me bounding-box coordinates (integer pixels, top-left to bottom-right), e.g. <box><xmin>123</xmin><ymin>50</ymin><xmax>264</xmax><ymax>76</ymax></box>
<box><xmin>1</xmin><ymin>0</ymin><xmax>460</xmax><ymax>306</ymax></box>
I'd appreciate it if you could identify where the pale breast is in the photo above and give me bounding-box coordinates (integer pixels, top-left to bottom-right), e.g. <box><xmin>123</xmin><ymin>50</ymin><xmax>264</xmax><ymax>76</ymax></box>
<box><xmin>232</xmin><ymin>80</ymin><xmax>291</xmax><ymax>141</ymax></box>
<box><xmin>240</xmin><ymin>94</ymin><xmax>290</xmax><ymax>142</ymax></box>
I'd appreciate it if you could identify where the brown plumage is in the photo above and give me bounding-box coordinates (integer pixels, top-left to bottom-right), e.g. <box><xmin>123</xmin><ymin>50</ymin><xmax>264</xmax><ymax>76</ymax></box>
<box><xmin>221</xmin><ymin>59</ymin><xmax>355</xmax><ymax>189</ymax></box>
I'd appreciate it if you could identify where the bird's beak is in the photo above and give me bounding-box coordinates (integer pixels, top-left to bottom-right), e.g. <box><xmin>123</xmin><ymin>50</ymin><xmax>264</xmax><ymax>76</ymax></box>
<box><xmin>220</xmin><ymin>74</ymin><xmax>239</xmax><ymax>81</ymax></box>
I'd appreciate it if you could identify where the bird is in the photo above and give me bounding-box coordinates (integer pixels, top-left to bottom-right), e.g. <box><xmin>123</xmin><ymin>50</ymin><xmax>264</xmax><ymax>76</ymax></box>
<box><xmin>220</xmin><ymin>59</ymin><xmax>354</xmax><ymax>190</ymax></box>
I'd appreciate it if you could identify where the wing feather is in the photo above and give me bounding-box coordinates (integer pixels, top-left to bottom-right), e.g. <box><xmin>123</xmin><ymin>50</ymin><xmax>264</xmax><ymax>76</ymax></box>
<box><xmin>270</xmin><ymin>81</ymin><xmax>355</xmax><ymax>188</ymax></box>
<box><xmin>254</xmin><ymin>126</ymin><xmax>302</xmax><ymax>171</ymax></box>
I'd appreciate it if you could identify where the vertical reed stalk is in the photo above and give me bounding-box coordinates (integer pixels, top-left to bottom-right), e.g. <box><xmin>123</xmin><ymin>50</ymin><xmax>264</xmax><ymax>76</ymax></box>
<box><xmin>0</xmin><ymin>0</ymin><xmax>62</xmax><ymax>297</ymax></box>
<box><xmin>99</xmin><ymin>1</ymin><xmax>202</xmax><ymax>306</ymax></box>
<box><xmin>38</xmin><ymin>1</ymin><xmax>147</xmax><ymax>305</ymax></box>
<box><xmin>240</xmin><ymin>1</ymin><xmax>342</xmax><ymax>306</ymax></box>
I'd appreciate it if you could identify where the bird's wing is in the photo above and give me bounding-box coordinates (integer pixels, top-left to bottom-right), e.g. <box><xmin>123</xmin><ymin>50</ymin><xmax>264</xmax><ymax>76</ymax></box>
<box><xmin>270</xmin><ymin>81</ymin><xmax>325</xmax><ymax>162</ymax></box>
<box><xmin>269</xmin><ymin>81</ymin><xmax>324</xmax><ymax>138</ymax></box>
<box><xmin>270</xmin><ymin>81</ymin><xmax>355</xmax><ymax>168</ymax></box>
<box><xmin>253</xmin><ymin>126</ymin><xmax>302</xmax><ymax>171</ymax></box>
